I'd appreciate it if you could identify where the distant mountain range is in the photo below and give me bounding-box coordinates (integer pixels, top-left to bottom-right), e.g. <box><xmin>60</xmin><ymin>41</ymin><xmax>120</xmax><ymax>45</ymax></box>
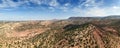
<box><xmin>68</xmin><ymin>15</ymin><xmax>120</xmax><ymax>20</ymax></box>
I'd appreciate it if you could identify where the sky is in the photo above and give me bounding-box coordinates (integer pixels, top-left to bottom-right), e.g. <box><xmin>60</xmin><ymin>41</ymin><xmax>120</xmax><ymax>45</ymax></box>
<box><xmin>0</xmin><ymin>0</ymin><xmax>120</xmax><ymax>20</ymax></box>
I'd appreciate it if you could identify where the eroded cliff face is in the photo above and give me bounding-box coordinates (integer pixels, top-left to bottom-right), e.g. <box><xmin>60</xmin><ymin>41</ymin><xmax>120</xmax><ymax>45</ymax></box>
<box><xmin>0</xmin><ymin>20</ymin><xmax>120</xmax><ymax>48</ymax></box>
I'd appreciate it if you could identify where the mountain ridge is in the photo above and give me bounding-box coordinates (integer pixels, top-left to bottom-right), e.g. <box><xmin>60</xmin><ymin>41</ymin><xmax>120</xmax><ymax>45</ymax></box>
<box><xmin>68</xmin><ymin>15</ymin><xmax>120</xmax><ymax>20</ymax></box>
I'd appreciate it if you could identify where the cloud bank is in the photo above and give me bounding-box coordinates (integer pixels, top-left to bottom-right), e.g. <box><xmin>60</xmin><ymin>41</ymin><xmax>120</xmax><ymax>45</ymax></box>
<box><xmin>0</xmin><ymin>0</ymin><xmax>120</xmax><ymax>16</ymax></box>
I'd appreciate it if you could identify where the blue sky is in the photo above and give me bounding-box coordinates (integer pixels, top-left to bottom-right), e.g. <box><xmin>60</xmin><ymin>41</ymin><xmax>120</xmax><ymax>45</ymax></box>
<box><xmin>0</xmin><ymin>0</ymin><xmax>120</xmax><ymax>20</ymax></box>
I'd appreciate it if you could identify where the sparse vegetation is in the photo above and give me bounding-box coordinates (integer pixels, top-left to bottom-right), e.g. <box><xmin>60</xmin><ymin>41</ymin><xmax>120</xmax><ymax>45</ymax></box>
<box><xmin>0</xmin><ymin>18</ymin><xmax>120</xmax><ymax>48</ymax></box>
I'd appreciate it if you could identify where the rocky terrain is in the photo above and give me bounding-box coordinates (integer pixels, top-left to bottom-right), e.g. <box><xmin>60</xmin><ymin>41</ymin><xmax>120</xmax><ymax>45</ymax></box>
<box><xmin>0</xmin><ymin>16</ymin><xmax>120</xmax><ymax>48</ymax></box>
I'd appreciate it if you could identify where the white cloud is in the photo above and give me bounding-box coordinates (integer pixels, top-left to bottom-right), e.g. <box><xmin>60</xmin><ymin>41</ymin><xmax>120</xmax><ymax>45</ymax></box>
<box><xmin>72</xmin><ymin>0</ymin><xmax>120</xmax><ymax>16</ymax></box>
<box><xmin>79</xmin><ymin>0</ymin><xmax>103</xmax><ymax>8</ymax></box>
<box><xmin>72</xmin><ymin>5</ymin><xmax>120</xmax><ymax>16</ymax></box>
<box><xmin>0</xmin><ymin>0</ymin><xmax>24</xmax><ymax>8</ymax></box>
<box><xmin>60</xmin><ymin>7</ymin><xmax>68</xmax><ymax>12</ymax></box>
<box><xmin>64</xmin><ymin>3</ymin><xmax>70</xmax><ymax>7</ymax></box>
<box><xmin>29</xmin><ymin>0</ymin><xmax>42</xmax><ymax>4</ymax></box>
<box><xmin>49</xmin><ymin>0</ymin><xmax>59</xmax><ymax>7</ymax></box>
<box><xmin>49</xmin><ymin>0</ymin><xmax>71</xmax><ymax>12</ymax></box>
<box><xmin>0</xmin><ymin>0</ymin><xmax>60</xmax><ymax>9</ymax></box>
<box><xmin>0</xmin><ymin>0</ymin><xmax>8</xmax><ymax>8</ymax></box>
<box><xmin>6</xmin><ymin>0</ymin><xmax>22</xmax><ymax>7</ymax></box>
<box><xmin>113</xmin><ymin>6</ymin><xmax>120</xmax><ymax>9</ymax></box>
<box><xmin>72</xmin><ymin>7</ymin><xmax>83</xmax><ymax>13</ymax></box>
<box><xmin>0</xmin><ymin>0</ymin><xmax>44</xmax><ymax>8</ymax></box>
<box><xmin>85</xmin><ymin>7</ymin><xmax>107</xmax><ymax>16</ymax></box>
<box><xmin>0</xmin><ymin>0</ymin><xmax>120</xmax><ymax>17</ymax></box>
<box><xmin>48</xmin><ymin>7</ymin><xmax>55</xmax><ymax>12</ymax></box>
<box><xmin>108</xmin><ymin>6</ymin><xmax>120</xmax><ymax>15</ymax></box>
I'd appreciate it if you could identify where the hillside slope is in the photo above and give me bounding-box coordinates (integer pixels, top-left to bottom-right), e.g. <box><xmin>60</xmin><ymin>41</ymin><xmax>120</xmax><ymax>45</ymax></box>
<box><xmin>0</xmin><ymin>23</ymin><xmax>120</xmax><ymax>48</ymax></box>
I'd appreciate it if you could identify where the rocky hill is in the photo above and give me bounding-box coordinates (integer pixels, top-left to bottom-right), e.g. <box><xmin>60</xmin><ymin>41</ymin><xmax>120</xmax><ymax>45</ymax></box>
<box><xmin>0</xmin><ymin>19</ymin><xmax>120</xmax><ymax>48</ymax></box>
